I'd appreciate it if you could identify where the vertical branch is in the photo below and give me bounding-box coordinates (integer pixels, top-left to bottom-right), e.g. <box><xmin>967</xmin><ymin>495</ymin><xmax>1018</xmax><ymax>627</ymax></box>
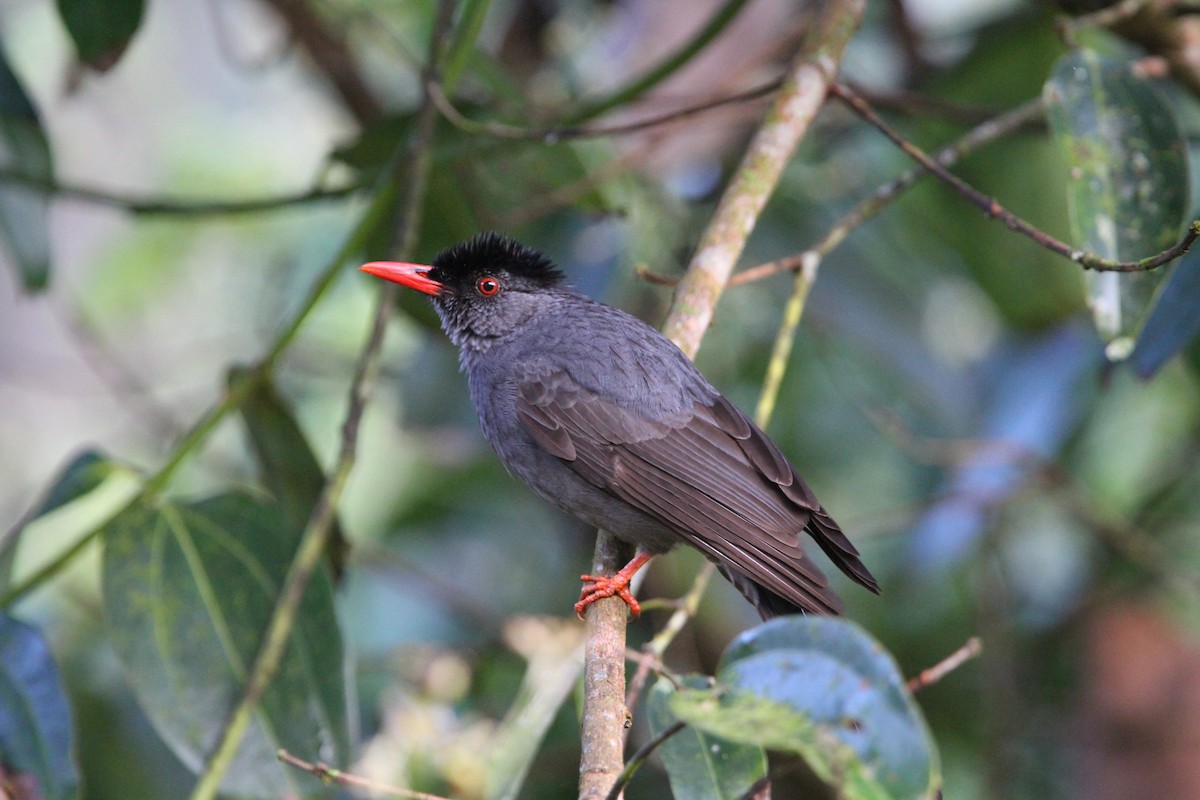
<box><xmin>578</xmin><ymin>534</ymin><xmax>636</xmax><ymax>800</ymax></box>
<box><xmin>578</xmin><ymin>1</ymin><xmax>867</xmax><ymax>798</ymax></box>
<box><xmin>661</xmin><ymin>0</ymin><xmax>865</xmax><ymax>359</ymax></box>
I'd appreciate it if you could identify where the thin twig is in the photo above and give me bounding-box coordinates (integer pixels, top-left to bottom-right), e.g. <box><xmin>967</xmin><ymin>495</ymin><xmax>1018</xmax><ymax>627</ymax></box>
<box><xmin>731</xmin><ymin>95</ymin><xmax>1046</xmax><ymax>287</ymax></box>
<box><xmin>603</xmin><ymin>722</ymin><xmax>687</xmax><ymax>800</ymax></box>
<box><xmin>662</xmin><ymin>1</ymin><xmax>866</xmax><ymax>357</ymax></box>
<box><xmin>568</xmin><ymin>0</ymin><xmax>754</xmax><ymax>123</ymax></box>
<box><xmin>429</xmin><ymin>78</ymin><xmax>780</xmax><ymax>142</ymax></box>
<box><xmin>829</xmin><ymin>82</ymin><xmax>1200</xmax><ymax>274</ymax></box>
<box><xmin>907</xmin><ymin>636</ymin><xmax>983</xmax><ymax>692</ymax></box>
<box><xmin>755</xmin><ymin>254</ymin><xmax>820</xmax><ymax>428</ymax></box>
<box><xmin>623</xmin><ymin>559</ymin><xmax>714</xmax><ymax>727</ymax></box>
<box><xmin>278</xmin><ymin>750</ymin><xmax>454</xmax><ymax>800</ymax></box>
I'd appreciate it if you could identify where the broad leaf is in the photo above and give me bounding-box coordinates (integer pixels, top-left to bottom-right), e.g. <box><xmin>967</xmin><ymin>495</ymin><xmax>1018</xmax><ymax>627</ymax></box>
<box><xmin>102</xmin><ymin>493</ymin><xmax>348</xmax><ymax>798</ymax></box>
<box><xmin>1044</xmin><ymin>49</ymin><xmax>1189</xmax><ymax>359</ymax></box>
<box><xmin>0</xmin><ymin>615</ymin><xmax>79</xmax><ymax>800</ymax></box>
<box><xmin>231</xmin><ymin>368</ymin><xmax>347</xmax><ymax>577</ymax></box>
<box><xmin>670</xmin><ymin>617</ymin><xmax>939</xmax><ymax>800</ymax></box>
<box><xmin>646</xmin><ymin>675</ymin><xmax>766</xmax><ymax>800</ymax></box>
<box><xmin>56</xmin><ymin>0</ymin><xmax>145</xmax><ymax>71</ymax></box>
<box><xmin>0</xmin><ymin>49</ymin><xmax>52</xmax><ymax>291</ymax></box>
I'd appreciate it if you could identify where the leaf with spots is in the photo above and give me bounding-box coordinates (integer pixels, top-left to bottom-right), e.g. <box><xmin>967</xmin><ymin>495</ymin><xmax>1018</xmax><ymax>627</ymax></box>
<box><xmin>1043</xmin><ymin>49</ymin><xmax>1189</xmax><ymax>359</ymax></box>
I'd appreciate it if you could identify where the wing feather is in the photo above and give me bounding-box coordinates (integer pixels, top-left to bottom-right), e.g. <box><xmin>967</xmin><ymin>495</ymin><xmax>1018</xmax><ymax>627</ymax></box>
<box><xmin>515</xmin><ymin>367</ymin><xmax>879</xmax><ymax>614</ymax></box>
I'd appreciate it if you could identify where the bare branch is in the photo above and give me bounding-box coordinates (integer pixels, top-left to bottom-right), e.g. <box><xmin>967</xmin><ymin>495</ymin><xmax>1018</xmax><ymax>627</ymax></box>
<box><xmin>907</xmin><ymin>637</ymin><xmax>983</xmax><ymax>692</ymax></box>
<box><xmin>829</xmin><ymin>82</ymin><xmax>1200</xmax><ymax>274</ymax></box>
<box><xmin>732</xmin><ymin>95</ymin><xmax>1046</xmax><ymax>286</ymax></box>
<box><xmin>278</xmin><ymin>750</ymin><xmax>454</xmax><ymax>800</ymax></box>
<box><xmin>429</xmin><ymin>78</ymin><xmax>780</xmax><ymax>142</ymax></box>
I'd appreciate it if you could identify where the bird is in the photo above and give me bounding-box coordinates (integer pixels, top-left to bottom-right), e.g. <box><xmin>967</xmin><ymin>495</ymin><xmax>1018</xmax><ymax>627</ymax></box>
<box><xmin>361</xmin><ymin>233</ymin><xmax>879</xmax><ymax>620</ymax></box>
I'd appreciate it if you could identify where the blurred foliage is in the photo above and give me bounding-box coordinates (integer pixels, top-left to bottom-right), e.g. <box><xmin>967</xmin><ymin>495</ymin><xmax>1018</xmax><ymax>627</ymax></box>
<box><xmin>1</xmin><ymin>0</ymin><xmax>1200</xmax><ymax>798</ymax></box>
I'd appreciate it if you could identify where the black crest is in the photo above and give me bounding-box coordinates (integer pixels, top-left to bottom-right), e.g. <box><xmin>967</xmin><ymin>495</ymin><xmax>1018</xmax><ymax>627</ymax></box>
<box><xmin>431</xmin><ymin>232</ymin><xmax>565</xmax><ymax>287</ymax></box>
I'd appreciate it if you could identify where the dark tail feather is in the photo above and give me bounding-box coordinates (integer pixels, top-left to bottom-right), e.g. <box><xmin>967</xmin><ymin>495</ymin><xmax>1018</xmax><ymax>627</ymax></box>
<box><xmin>718</xmin><ymin>565</ymin><xmax>843</xmax><ymax>620</ymax></box>
<box><xmin>808</xmin><ymin>511</ymin><xmax>882</xmax><ymax>595</ymax></box>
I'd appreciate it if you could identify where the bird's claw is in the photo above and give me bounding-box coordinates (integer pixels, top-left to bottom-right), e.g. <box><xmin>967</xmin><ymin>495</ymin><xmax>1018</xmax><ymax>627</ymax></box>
<box><xmin>575</xmin><ymin>572</ymin><xmax>642</xmax><ymax>619</ymax></box>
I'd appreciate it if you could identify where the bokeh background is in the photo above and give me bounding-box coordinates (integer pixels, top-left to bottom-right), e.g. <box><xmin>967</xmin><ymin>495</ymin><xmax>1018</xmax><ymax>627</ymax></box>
<box><xmin>2</xmin><ymin>0</ymin><xmax>1200</xmax><ymax>797</ymax></box>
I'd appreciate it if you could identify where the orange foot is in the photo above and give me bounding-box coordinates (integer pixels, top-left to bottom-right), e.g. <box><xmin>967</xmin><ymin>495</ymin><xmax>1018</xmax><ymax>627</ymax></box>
<box><xmin>574</xmin><ymin>550</ymin><xmax>654</xmax><ymax>619</ymax></box>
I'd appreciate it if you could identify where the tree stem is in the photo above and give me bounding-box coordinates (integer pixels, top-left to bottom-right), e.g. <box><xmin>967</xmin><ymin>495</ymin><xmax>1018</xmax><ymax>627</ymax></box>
<box><xmin>577</xmin><ymin>2</ymin><xmax>867</xmax><ymax>797</ymax></box>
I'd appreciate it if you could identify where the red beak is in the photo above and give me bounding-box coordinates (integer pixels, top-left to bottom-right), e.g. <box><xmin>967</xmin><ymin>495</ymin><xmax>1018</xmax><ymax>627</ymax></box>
<box><xmin>360</xmin><ymin>261</ymin><xmax>444</xmax><ymax>296</ymax></box>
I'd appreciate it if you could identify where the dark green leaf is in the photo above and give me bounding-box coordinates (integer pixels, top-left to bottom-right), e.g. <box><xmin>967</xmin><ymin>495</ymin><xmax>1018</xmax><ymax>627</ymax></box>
<box><xmin>0</xmin><ymin>615</ymin><xmax>79</xmax><ymax>800</ymax></box>
<box><xmin>1130</xmin><ymin>245</ymin><xmax>1200</xmax><ymax>378</ymax></box>
<box><xmin>102</xmin><ymin>493</ymin><xmax>349</xmax><ymax>797</ymax></box>
<box><xmin>33</xmin><ymin>450</ymin><xmax>117</xmax><ymax>519</ymax></box>
<box><xmin>646</xmin><ymin>675</ymin><xmax>766</xmax><ymax>800</ymax></box>
<box><xmin>56</xmin><ymin>0</ymin><xmax>145</xmax><ymax>71</ymax></box>
<box><xmin>1044</xmin><ymin>49</ymin><xmax>1190</xmax><ymax>356</ymax></box>
<box><xmin>670</xmin><ymin>617</ymin><xmax>939</xmax><ymax>800</ymax></box>
<box><xmin>231</xmin><ymin>368</ymin><xmax>347</xmax><ymax>577</ymax></box>
<box><xmin>0</xmin><ymin>49</ymin><xmax>52</xmax><ymax>291</ymax></box>
<box><xmin>1</xmin><ymin>450</ymin><xmax>118</xmax><ymax>589</ymax></box>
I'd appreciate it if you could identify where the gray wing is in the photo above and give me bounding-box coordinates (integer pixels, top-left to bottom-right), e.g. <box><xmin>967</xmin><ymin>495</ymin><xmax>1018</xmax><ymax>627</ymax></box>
<box><xmin>515</xmin><ymin>367</ymin><xmax>878</xmax><ymax>616</ymax></box>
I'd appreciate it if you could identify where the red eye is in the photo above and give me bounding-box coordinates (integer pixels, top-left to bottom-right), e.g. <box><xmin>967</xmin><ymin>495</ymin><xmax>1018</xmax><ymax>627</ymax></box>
<box><xmin>477</xmin><ymin>276</ymin><xmax>500</xmax><ymax>296</ymax></box>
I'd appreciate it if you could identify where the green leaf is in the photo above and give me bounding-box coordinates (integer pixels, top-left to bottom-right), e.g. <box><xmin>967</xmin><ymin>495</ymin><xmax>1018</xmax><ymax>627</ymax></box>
<box><xmin>0</xmin><ymin>614</ymin><xmax>79</xmax><ymax>800</ymax></box>
<box><xmin>101</xmin><ymin>493</ymin><xmax>349</xmax><ymax>797</ymax></box>
<box><xmin>646</xmin><ymin>675</ymin><xmax>766</xmax><ymax>800</ymax></box>
<box><xmin>56</xmin><ymin>0</ymin><xmax>145</xmax><ymax>71</ymax></box>
<box><xmin>0</xmin><ymin>48</ymin><xmax>52</xmax><ymax>291</ymax></box>
<box><xmin>0</xmin><ymin>450</ymin><xmax>118</xmax><ymax>590</ymax></box>
<box><xmin>1044</xmin><ymin>49</ymin><xmax>1190</xmax><ymax>357</ymax></box>
<box><xmin>33</xmin><ymin>450</ymin><xmax>118</xmax><ymax>519</ymax></box>
<box><xmin>670</xmin><ymin>617</ymin><xmax>940</xmax><ymax>800</ymax></box>
<box><xmin>231</xmin><ymin>368</ymin><xmax>347</xmax><ymax>577</ymax></box>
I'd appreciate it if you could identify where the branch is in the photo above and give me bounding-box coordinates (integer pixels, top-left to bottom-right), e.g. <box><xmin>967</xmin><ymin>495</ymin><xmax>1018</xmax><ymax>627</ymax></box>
<box><xmin>277</xmin><ymin>750</ymin><xmax>453</xmax><ymax>800</ymax></box>
<box><xmin>907</xmin><ymin>636</ymin><xmax>983</xmax><ymax>692</ymax></box>
<box><xmin>564</xmin><ymin>0</ymin><xmax>753</xmax><ymax>124</ymax></box>
<box><xmin>578</xmin><ymin>533</ymin><xmax>637</xmax><ymax>800</ymax></box>
<box><xmin>429</xmin><ymin>78</ymin><xmax>780</xmax><ymax>142</ymax></box>
<box><xmin>661</xmin><ymin>3</ymin><xmax>865</xmax><ymax>358</ymax></box>
<box><xmin>580</xmin><ymin>2</ymin><xmax>868</xmax><ymax>798</ymax></box>
<box><xmin>731</xmin><ymin>95</ymin><xmax>1046</xmax><ymax>287</ymax></box>
<box><xmin>829</xmin><ymin>82</ymin><xmax>1200</xmax><ymax>274</ymax></box>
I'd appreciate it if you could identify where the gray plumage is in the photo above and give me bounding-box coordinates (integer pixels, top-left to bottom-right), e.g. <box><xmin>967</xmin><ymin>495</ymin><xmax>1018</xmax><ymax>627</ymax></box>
<box><xmin>400</xmin><ymin>233</ymin><xmax>878</xmax><ymax>618</ymax></box>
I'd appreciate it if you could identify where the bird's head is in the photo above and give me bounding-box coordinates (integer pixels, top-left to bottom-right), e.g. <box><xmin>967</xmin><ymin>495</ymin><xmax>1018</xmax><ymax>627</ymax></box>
<box><xmin>361</xmin><ymin>232</ymin><xmax>567</xmax><ymax>350</ymax></box>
